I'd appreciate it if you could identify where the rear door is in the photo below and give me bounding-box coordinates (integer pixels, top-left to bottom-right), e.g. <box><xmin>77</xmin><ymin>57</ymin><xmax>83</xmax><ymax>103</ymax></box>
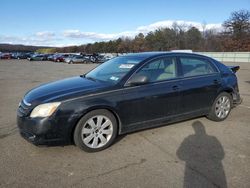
<box><xmin>178</xmin><ymin>56</ymin><xmax>221</xmax><ymax>114</ymax></box>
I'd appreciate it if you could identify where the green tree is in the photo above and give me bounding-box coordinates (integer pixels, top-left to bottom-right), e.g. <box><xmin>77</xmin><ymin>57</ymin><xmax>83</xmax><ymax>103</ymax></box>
<box><xmin>185</xmin><ymin>27</ymin><xmax>202</xmax><ymax>50</ymax></box>
<box><xmin>132</xmin><ymin>33</ymin><xmax>145</xmax><ymax>52</ymax></box>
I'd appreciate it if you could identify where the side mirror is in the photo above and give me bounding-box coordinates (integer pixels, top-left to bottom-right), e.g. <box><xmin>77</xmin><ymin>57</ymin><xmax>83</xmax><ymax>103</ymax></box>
<box><xmin>127</xmin><ymin>75</ymin><xmax>149</xmax><ymax>86</ymax></box>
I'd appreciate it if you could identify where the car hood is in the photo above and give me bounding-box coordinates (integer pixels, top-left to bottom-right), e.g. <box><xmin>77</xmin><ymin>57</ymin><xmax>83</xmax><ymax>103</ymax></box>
<box><xmin>24</xmin><ymin>76</ymin><xmax>111</xmax><ymax>104</ymax></box>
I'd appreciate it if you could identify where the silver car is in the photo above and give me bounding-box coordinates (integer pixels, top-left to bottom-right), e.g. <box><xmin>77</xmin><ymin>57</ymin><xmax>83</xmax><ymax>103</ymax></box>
<box><xmin>65</xmin><ymin>55</ymin><xmax>86</xmax><ymax>64</ymax></box>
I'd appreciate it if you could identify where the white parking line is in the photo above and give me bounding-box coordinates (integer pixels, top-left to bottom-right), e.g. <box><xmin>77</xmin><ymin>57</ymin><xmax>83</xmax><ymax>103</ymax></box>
<box><xmin>239</xmin><ymin>105</ymin><xmax>250</xmax><ymax>109</ymax></box>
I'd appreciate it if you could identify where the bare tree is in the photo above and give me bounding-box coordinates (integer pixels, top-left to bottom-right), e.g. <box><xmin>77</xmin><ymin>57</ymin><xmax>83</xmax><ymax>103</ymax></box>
<box><xmin>223</xmin><ymin>9</ymin><xmax>250</xmax><ymax>37</ymax></box>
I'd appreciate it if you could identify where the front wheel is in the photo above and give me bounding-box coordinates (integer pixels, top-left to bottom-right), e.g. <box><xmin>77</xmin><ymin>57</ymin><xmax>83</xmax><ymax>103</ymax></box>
<box><xmin>207</xmin><ymin>92</ymin><xmax>233</xmax><ymax>121</ymax></box>
<box><xmin>73</xmin><ymin>109</ymin><xmax>118</xmax><ymax>152</ymax></box>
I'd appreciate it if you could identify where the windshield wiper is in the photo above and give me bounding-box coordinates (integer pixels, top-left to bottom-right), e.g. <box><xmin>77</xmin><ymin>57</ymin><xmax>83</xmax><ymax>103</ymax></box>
<box><xmin>85</xmin><ymin>76</ymin><xmax>96</xmax><ymax>81</ymax></box>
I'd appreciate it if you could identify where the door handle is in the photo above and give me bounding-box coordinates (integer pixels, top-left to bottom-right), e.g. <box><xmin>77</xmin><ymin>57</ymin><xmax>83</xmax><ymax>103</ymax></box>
<box><xmin>172</xmin><ymin>85</ymin><xmax>179</xmax><ymax>90</ymax></box>
<box><xmin>213</xmin><ymin>79</ymin><xmax>221</xmax><ymax>84</ymax></box>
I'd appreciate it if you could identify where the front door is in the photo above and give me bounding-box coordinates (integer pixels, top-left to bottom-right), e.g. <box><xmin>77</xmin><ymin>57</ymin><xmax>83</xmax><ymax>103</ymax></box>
<box><xmin>118</xmin><ymin>56</ymin><xmax>181</xmax><ymax>129</ymax></box>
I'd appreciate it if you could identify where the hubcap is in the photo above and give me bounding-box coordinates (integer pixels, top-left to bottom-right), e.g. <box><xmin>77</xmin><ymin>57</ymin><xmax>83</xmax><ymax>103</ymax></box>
<box><xmin>215</xmin><ymin>96</ymin><xmax>231</xmax><ymax>119</ymax></box>
<box><xmin>81</xmin><ymin>115</ymin><xmax>113</xmax><ymax>148</ymax></box>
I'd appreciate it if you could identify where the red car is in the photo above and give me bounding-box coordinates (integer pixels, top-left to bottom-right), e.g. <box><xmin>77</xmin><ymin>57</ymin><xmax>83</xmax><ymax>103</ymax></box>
<box><xmin>0</xmin><ymin>53</ymin><xmax>12</xmax><ymax>59</ymax></box>
<box><xmin>53</xmin><ymin>54</ymin><xmax>71</xmax><ymax>62</ymax></box>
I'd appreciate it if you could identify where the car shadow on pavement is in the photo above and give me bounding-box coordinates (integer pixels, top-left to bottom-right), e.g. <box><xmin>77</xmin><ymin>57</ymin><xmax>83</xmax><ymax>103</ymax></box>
<box><xmin>176</xmin><ymin>121</ymin><xmax>227</xmax><ymax>188</ymax></box>
<box><xmin>42</xmin><ymin>134</ymin><xmax>127</xmax><ymax>148</ymax></box>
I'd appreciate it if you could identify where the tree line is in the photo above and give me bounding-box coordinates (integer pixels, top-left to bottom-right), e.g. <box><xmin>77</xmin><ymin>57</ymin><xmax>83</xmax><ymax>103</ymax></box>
<box><xmin>0</xmin><ymin>44</ymin><xmax>52</xmax><ymax>53</ymax></box>
<box><xmin>43</xmin><ymin>10</ymin><xmax>249</xmax><ymax>54</ymax></box>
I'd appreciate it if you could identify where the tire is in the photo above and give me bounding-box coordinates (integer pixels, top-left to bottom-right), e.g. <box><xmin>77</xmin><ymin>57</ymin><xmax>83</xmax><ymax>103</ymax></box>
<box><xmin>207</xmin><ymin>92</ymin><xmax>233</xmax><ymax>121</ymax></box>
<box><xmin>73</xmin><ymin>109</ymin><xmax>118</xmax><ymax>152</ymax></box>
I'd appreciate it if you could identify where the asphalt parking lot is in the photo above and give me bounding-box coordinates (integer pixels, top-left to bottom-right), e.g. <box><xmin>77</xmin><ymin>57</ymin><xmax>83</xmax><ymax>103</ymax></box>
<box><xmin>0</xmin><ymin>60</ymin><xmax>249</xmax><ymax>188</ymax></box>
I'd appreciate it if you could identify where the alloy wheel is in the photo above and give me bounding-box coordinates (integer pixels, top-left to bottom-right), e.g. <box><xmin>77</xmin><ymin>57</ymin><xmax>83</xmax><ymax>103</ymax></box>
<box><xmin>215</xmin><ymin>96</ymin><xmax>231</xmax><ymax>119</ymax></box>
<box><xmin>81</xmin><ymin>115</ymin><xmax>113</xmax><ymax>148</ymax></box>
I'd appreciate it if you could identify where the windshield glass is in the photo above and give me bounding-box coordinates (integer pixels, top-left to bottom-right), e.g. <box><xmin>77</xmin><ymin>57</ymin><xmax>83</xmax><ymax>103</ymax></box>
<box><xmin>85</xmin><ymin>56</ymin><xmax>144</xmax><ymax>84</ymax></box>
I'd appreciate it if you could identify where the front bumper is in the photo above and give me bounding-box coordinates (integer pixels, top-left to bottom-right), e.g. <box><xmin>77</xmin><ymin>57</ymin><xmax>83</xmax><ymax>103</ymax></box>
<box><xmin>17</xmin><ymin>115</ymin><xmax>69</xmax><ymax>146</ymax></box>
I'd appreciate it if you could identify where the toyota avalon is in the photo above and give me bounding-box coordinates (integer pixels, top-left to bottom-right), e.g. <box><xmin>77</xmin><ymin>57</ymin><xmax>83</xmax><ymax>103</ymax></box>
<box><xmin>17</xmin><ymin>52</ymin><xmax>241</xmax><ymax>152</ymax></box>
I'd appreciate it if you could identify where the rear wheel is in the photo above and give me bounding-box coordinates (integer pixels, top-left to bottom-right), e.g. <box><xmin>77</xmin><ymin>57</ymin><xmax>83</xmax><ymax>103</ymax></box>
<box><xmin>74</xmin><ymin>109</ymin><xmax>117</xmax><ymax>152</ymax></box>
<box><xmin>207</xmin><ymin>92</ymin><xmax>232</xmax><ymax>121</ymax></box>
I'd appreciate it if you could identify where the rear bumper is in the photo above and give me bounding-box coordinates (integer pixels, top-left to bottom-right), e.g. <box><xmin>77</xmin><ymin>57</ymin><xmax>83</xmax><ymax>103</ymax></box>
<box><xmin>232</xmin><ymin>91</ymin><xmax>242</xmax><ymax>106</ymax></box>
<box><xmin>233</xmin><ymin>97</ymin><xmax>242</xmax><ymax>106</ymax></box>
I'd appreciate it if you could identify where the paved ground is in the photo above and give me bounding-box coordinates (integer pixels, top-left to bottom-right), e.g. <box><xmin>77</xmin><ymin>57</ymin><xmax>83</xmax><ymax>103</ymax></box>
<box><xmin>0</xmin><ymin>60</ymin><xmax>249</xmax><ymax>188</ymax></box>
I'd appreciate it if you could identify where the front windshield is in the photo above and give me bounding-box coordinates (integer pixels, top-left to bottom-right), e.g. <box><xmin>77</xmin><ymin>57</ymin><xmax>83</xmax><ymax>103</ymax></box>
<box><xmin>85</xmin><ymin>56</ymin><xmax>144</xmax><ymax>84</ymax></box>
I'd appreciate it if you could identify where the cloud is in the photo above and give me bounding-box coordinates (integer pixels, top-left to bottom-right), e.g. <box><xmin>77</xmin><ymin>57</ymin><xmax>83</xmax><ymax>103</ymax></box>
<box><xmin>63</xmin><ymin>20</ymin><xmax>222</xmax><ymax>42</ymax></box>
<box><xmin>63</xmin><ymin>30</ymin><xmax>136</xmax><ymax>41</ymax></box>
<box><xmin>136</xmin><ymin>20</ymin><xmax>222</xmax><ymax>33</ymax></box>
<box><xmin>0</xmin><ymin>20</ymin><xmax>223</xmax><ymax>46</ymax></box>
<box><xmin>0</xmin><ymin>33</ymin><xmax>61</xmax><ymax>46</ymax></box>
<box><xmin>35</xmin><ymin>31</ymin><xmax>55</xmax><ymax>38</ymax></box>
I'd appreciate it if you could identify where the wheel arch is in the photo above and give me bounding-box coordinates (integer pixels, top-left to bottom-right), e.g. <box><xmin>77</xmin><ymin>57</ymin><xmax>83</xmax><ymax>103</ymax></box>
<box><xmin>221</xmin><ymin>87</ymin><xmax>234</xmax><ymax>97</ymax></box>
<box><xmin>70</xmin><ymin>105</ymin><xmax>122</xmax><ymax>144</ymax></box>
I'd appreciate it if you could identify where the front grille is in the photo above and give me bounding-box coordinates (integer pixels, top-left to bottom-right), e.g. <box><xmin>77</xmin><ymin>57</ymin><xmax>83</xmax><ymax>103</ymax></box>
<box><xmin>17</xmin><ymin>100</ymin><xmax>32</xmax><ymax>117</ymax></box>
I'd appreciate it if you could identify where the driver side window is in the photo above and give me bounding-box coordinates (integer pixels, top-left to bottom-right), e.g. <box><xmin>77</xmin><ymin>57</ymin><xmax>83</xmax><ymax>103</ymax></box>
<box><xmin>134</xmin><ymin>57</ymin><xmax>177</xmax><ymax>83</ymax></box>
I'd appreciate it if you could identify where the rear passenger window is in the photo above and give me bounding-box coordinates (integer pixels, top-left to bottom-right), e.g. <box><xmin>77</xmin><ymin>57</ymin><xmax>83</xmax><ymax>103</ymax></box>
<box><xmin>134</xmin><ymin>57</ymin><xmax>177</xmax><ymax>83</ymax></box>
<box><xmin>180</xmin><ymin>58</ymin><xmax>216</xmax><ymax>77</ymax></box>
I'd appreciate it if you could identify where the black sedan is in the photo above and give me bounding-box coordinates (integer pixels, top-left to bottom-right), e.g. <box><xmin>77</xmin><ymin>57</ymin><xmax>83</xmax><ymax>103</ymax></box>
<box><xmin>17</xmin><ymin>52</ymin><xmax>241</xmax><ymax>152</ymax></box>
<box><xmin>12</xmin><ymin>52</ymin><xmax>30</xmax><ymax>59</ymax></box>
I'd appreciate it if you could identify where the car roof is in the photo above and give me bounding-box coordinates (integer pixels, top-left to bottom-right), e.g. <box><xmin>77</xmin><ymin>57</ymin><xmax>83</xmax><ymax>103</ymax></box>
<box><xmin>122</xmin><ymin>51</ymin><xmax>210</xmax><ymax>60</ymax></box>
<box><xmin>123</xmin><ymin>52</ymin><xmax>168</xmax><ymax>58</ymax></box>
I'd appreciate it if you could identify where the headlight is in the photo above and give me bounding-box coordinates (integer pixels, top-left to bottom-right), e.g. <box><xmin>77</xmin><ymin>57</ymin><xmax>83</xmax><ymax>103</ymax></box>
<box><xmin>30</xmin><ymin>102</ymin><xmax>61</xmax><ymax>118</ymax></box>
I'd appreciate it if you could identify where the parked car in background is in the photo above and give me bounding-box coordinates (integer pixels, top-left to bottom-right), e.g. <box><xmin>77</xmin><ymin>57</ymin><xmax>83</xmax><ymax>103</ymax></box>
<box><xmin>51</xmin><ymin>54</ymin><xmax>61</xmax><ymax>62</ymax></box>
<box><xmin>83</xmin><ymin>54</ymin><xmax>96</xmax><ymax>63</ymax></box>
<box><xmin>12</xmin><ymin>52</ymin><xmax>30</xmax><ymax>59</ymax></box>
<box><xmin>0</xmin><ymin>53</ymin><xmax>12</xmax><ymax>59</ymax></box>
<box><xmin>64</xmin><ymin>55</ymin><xmax>77</xmax><ymax>63</ymax></box>
<box><xmin>17</xmin><ymin>52</ymin><xmax>241</xmax><ymax>152</ymax></box>
<box><xmin>53</xmin><ymin>54</ymin><xmax>65</xmax><ymax>62</ymax></box>
<box><xmin>25</xmin><ymin>52</ymin><xmax>35</xmax><ymax>59</ymax></box>
<box><xmin>47</xmin><ymin>54</ymin><xmax>57</xmax><ymax>61</ymax></box>
<box><xmin>88</xmin><ymin>54</ymin><xmax>112</xmax><ymax>64</ymax></box>
<box><xmin>66</xmin><ymin>55</ymin><xmax>86</xmax><ymax>64</ymax></box>
<box><xmin>43</xmin><ymin>54</ymin><xmax>51</xmax><ymax>60</ymax></box>
<box><xmin>28</xmin><ymin>54</ymin><xmax>47</xmax><ymax>61</ymax></box>
<box><xmin>53</xmin><ymin>54</ymin><xmax>73</xmax><ymax>62</ymax></box>
<box><xmin>94</xmin><ymin>55</ymin><xmax>111</xmax><ymax>63</ymax></box>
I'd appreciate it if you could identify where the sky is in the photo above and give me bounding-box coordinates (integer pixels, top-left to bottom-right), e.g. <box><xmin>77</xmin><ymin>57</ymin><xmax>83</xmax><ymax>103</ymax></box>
<box><xmin>0</xmin><ymin>0</ymin><xmax>249</xmax><ymax>47</ymax></box>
